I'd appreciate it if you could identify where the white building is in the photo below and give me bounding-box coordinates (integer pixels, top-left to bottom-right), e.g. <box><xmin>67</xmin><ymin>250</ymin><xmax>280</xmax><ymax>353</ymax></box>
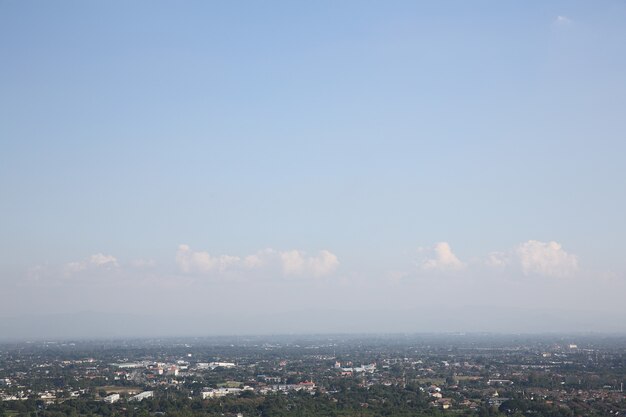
<box><xmin>209</xmin><ymin>362</ymin><xmax>236</xmax><ymax>369</ymax></box>
<box><xmin>129</xmin><ymin>391</ymin><xmax>154</xmax><ymax>401</ymax></box>
<box><xmin>201</xmin><ymin>388</ymin><xmax>241</xmax><ymax>399</ymax></box>
<box><xmin>103</xmin><ymin>394</ymin><xmax>120</xmax><ymax>403</ymax></box>
<box><xmin>201</xmin><ymin>386</ymin><xmax>253</xmax><ymax>399</ymax></box>
<box><xmin>259</xmin><ymin>382</ymin><xmax>316</xmax><ymax>394</ymax></box>
<box><xmin>110</xmin><ymin>362</ymin><xmax>145</xmax><ymax>369</ymax></box>
<box><xmin>341</xmin><ymin>363</ymin><xmax>376</xmax><ymax>373</ymax></box>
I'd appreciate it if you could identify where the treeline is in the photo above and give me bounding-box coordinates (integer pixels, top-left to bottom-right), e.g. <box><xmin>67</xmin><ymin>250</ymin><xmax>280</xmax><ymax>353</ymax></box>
<box><xmin>1</xmin><ymin>385</ymin><xmax>602</xmax><ymax>417</ymax></box>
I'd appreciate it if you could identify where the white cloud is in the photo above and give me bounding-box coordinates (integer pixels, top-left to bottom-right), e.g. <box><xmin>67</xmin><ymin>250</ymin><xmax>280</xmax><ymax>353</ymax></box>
<box><xmin>485</xmin><ymin>251</ymin><xmax>510</xmax><ymax>268</ymax></box>
<box><xmin>311</xmin><ymin>250</ymin><xmax>340</xmax><ymax>276</ymax></box>
<box><xmin>280</xmin><ymin>250</ymin><xmax>306</xmax><ymax>275</ymax></box>
<box><xmin>89</xmin><ymin>253</ymin><xmax>118</xmax><ymax>267</ymax></box>
<box><xmin>175</xmin><ymin>244</ymin><xmax>241</xmax><ymax>274</ymax></box>
<box><xmin>176</xmin><ymin>245</ymin><xmax>339</xmax><ymax>277</ymax></box>
<box><xmin>420</xmin><ymin>242</ymin><xmax>465</xmax><ymax>272</ymax></box>
<box><xmin>516</xmin><ymin>240</ymin><xmax>578</xmax><ymax>278</ymax></box>
<box><xmin>243</xmin><ymin>248</ymin><xmax>274</xmax><ymax>269</ymax></box>
<box><xmin>555</xmin><ymin>15</ymin><xmax>572</xmax><ymax>25</ymax></box>
<box><xmin>280</xmin><ymin>249</ymin><xmax>339</xmax><ymax>276</ymax></box>
<box><xmin>65</xmin><ymin>262</ymin><xmax>86</xmax><ymax>273</ymax></box>
<box><xmin>65</xmin><ymin>253</ymin><xmax>118</xmax><ymax>273</ymax></box>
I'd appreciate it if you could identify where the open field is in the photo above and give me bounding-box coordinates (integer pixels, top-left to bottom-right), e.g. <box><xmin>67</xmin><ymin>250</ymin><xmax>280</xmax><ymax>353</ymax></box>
<box><xmin>217</xmin><ymin>381</ymin><xmax>243</xmax><ymax>388</ymax></box>
<box><xmin>97</xmin><ymin>386</ymin><xmax>143</xmax><ymax>395</ymax></box>
<box><xmin>456</xmin><ymin>376</ymin><xmax>482</xmax><ymax>381</ymax></box>
<box><xmin>411</xmin><ymin>377</ymin><xmax>446</xmax><ymax>385</ymax></box>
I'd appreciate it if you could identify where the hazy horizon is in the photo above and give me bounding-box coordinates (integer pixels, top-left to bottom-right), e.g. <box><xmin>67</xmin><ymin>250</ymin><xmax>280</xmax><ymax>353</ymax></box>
<box><xmin>2</xmin><ymin>1</ymin><xmax>626</xmax><ymax>338</ymax></box>
<box><xmin>1</xmin><ymin>304</ymin><xmax>625</xmax><ymax>342</ymax></box>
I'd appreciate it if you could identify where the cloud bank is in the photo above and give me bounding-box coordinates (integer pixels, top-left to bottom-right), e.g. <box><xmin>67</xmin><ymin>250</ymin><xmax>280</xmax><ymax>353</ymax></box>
<box><xmin>175</xmin><ymin>245</ymin><xmax>339</xmax><ymax>277</ymax></box>
<box><xmin>27</xmin><ymin>240</ymin><xmax>579</xmax><ymax>289</ymax></box>
<box><xmin>415</xmin><ymin>240</ymin><xmax>579</xmax><ymax>278</ymax></box>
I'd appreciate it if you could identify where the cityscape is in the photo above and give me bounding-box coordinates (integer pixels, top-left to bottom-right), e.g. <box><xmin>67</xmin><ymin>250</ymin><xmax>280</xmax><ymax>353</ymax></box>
<box><xmin>0</xmin><ymin>335</ymin><xmax>624</xmax><ymax>416</ymax></box>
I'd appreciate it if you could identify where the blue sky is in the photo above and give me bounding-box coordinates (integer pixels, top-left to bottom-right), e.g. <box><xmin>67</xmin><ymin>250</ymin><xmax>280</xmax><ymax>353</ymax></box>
<box><xmin>1</xmin><ymin>1</ymin><xmax>625</xmax><ymax>336</ymax></box>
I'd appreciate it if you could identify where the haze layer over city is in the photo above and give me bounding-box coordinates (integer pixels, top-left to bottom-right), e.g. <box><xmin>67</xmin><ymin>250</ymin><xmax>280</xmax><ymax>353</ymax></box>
<box><xmin>2</xmin><ymin>1</ymin><xmax>626</xmax><ymax>340</ymax></box>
